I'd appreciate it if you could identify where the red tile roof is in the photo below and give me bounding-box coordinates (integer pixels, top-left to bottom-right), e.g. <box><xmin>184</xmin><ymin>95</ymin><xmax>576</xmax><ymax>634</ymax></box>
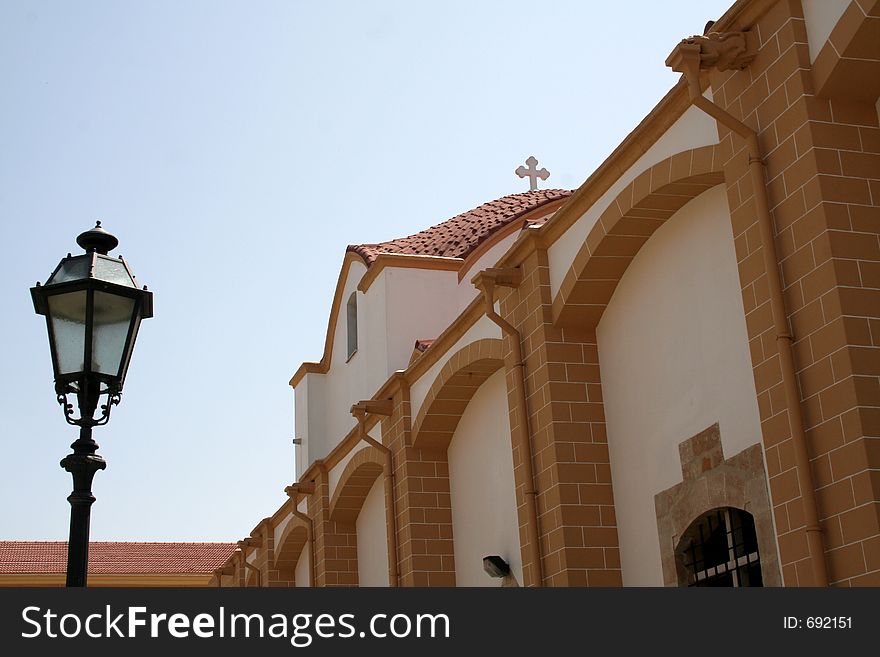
<box><xmin>0</xmin><ymin>541</ymin><xmax>237</xmax><ymax>575</ymax></box>
<box><xmin>349</xmin><ymin>189</ymin><xmax>572</xmax><ymax>264</ymax></box>
<box><xmin>414</xmin><ymin>339</ymin><xmax>435</xmax><ymax>352</ymax></box>
<box><xmin>409</xmin><ymin>339</ymin><xmax>436</xmax><ymax>366</ymax></box>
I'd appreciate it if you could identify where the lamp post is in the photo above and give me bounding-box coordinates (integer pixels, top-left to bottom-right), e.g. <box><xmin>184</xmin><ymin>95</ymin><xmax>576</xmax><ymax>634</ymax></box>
<box><xmin>31</xmin><ymin>222</ymin><xmax>153</xmax><ymax>587</ymax></box>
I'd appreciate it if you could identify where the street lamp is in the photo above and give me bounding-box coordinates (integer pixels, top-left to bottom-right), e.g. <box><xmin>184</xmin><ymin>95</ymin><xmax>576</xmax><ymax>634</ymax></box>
<box><xmin>30</xmin><ymin>222</ymin><xmax>153</xmax><ymax>587</ymax></box>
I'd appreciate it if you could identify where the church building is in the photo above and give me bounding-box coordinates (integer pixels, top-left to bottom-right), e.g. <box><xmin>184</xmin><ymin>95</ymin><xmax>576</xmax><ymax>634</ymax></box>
<box><xmin>215</xmin><ymin>0</ymin><xmax>880</xmax><ymax>587</ymax></box>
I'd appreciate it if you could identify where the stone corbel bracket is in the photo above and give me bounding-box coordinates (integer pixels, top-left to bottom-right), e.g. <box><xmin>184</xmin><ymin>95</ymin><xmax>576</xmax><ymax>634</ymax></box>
<box><xmin>677</xmin><ymin>30</ymin><xmax>758</xmax><ymax>72</ymax></box>
<box><xmin>285</xmin><ymin>481</ymin><xmax>316</xmax><ymax>497</ymax></box>
<box><xmin>351</xmin><ymin>399</ymin><xmax>394</xmax><ymax>418</ymax></box>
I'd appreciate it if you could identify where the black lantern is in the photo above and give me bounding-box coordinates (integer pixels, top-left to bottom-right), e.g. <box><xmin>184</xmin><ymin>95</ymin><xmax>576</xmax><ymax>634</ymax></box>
<box><xmin>31</xmin><ymin>221</ymin><xmax>152</xmax><ymax>587</ymax></box>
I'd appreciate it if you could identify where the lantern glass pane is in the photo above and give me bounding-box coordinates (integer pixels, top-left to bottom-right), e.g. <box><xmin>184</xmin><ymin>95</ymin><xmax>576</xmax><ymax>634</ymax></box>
<box><xmin>91</xmin><ymin>290</ymin><xmax>136</xmax><ymax>375</ymax></box>
<box><xmin>119</xmin><ymin>313</ymin><xmax>142</xmax><ymax>382</ymax></box>
<box><xmin>47</xmin><ymin>256</ymin><xmax>89</xmax><ymax>284</ymax></box>
<box><xmin>94</xmin><ymin>256</ymin><xmax>137</xmax><ymax>287</ymax></box>
<box><xmin>48</xmin><ymin>291</ymin><xmax>87</xmax><ymax>375</ymax></box>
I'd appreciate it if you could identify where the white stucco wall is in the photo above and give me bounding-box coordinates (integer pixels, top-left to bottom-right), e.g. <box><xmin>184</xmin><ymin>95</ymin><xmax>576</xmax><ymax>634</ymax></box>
<box><xmin>294</xmin><ymin>374</ymin><xmax>326</xmax><ymax>479</ymax></box>
<box><xmin>356</xmin><ymin>477</ymin><xmax>389</xmax><ymax>587</ymax></box>
<box><xmin>327</xmin><ymin>435</ymin><xmax>377</xmax><ymax>501</ymax></box>
<box><xmin>548</xmin><ymin>102</ymin><xmax>720</xmax><ymax>298</ymax></box>
<box><xmin>596</xmin><ymin>185</ymin><xmax>764</xmax><ymax>586</ymax></box>
<box><xmin>456</xmin><ymin>232</ymin><xmax>520</xmax><ymax>312</ymax></box>
<box><xmin>294</xmin><ymin>542</ymin><xmax>310</xmax><ymax>587</ymax></box>
<box><xmin>319</xmin><ymin>260</ymin><xmax>389</xmax><ymax>448</ymax></box>
<box><xmin>447</xmin><ymin>370</ymin><xmax>522</xmax><ymax>586</ymax></box>
<box><xmin>384</xmin><ymin>267</ymin><xmax>461</xmax><ymax>374</ymax></box>
<box><xmin>801</xmin><ymin>0</ymin><xmax>850</xmax><ymax>63</ymax></box>
<box><xmin>294</xmin><ymin>382</ymin><xmax>308</xmax><ymax>478</ymax></box>
<box><xmin>409</xmin><ymin>314</ymin><xmax>502</xmax><ymax>418</ymax></box>
<box><xmin>294</xmin><ymin>259</ymin><xmax>393</xmax><ymax>474</ymax></box>
<box><xmin>273</xmin><ymin>512</ymin><xmax>292</xmax><ymax>554</ymax></box>
<box><xmin>295</xmin><ymin>206</ymin><xmax>551</xmax><ymax>478</ymax></box>
<box><xmin>291</xmin><ymin>497</ymin><xmax>312</xmax><ymax>586</ymax></box>
<box><xmin>361</xmin><ymin>267</ymin><xmax>391</xmax><ymax>385</ymax></box>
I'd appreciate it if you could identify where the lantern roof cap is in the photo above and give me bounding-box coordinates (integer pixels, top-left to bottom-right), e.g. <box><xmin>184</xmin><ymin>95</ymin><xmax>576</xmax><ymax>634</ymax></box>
<box><xmin>44</xmin><ymin>252</ymin><xmax>139</xmax><ymax>289</ymax></box>
<box><xmin>76</xmin><ymin>221</ymin><xmax>119</xmax><ymax>255</ymax></box>
<box><xmin>31</xmin><ymin>224</ymin><xmax>152</xmax><ymax>321</ymax></box>
<box><xmin>40</xmin><ymin>223</ymin><xmax>139</xmax><ymax>290</ymax></box>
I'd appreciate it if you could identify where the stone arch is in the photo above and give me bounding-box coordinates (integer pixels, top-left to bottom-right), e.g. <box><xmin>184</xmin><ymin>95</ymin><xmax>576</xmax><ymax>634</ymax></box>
<box><xmin>812</xmin><ymin>0</ymin><xmax>880</xmax><ymax>102</ymax></box>
<box><xmin>328</xmin><ymin>445</ymin><xmax>385</xmax><ymax>523</ymax></box>
<box><xmin>274</xmin><ymin>518</ymin><xmax>309</xmax><ymax>586</ymax></box>
<box><xmin>654</xmin><ymin>424</ymin><xmax>781</xmax><ymax>587</ymax></box>
<box><xmin>552</xmin><ymin>145</ymin><xmax>724</xmax><ymax>327</ymax></box>
<box><xmin>411</xmin><ymin>338</ymin><xmax>504</xmax><ymax>450</ymax></box>
<box><xmin>674</xmin><ymin>506</ymin><xmax>762</xmax><ymax>587</ymax></box>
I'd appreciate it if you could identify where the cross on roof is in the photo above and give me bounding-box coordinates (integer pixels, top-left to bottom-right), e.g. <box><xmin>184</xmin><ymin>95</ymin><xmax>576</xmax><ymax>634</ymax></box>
<box><xmin>515</xmin><ymin>156</ymin><xmax>550</xmax><ymax>191</ymax></box>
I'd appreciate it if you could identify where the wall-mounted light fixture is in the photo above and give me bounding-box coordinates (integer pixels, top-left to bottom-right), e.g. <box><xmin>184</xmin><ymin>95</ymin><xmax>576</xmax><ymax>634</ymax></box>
<box><xmin>483</xmin><ymin>555</ymin><xmax>511</xmax><ymax>578</ymax></box>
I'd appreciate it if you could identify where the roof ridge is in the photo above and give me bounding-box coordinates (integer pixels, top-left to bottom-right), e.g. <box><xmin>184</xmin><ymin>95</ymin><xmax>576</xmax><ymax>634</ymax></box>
<box><xmin>0</xmin><ymin>542</ymin><xmax>238</xmax><ymax>575</ymax></box>
<box><xmin>348</xmin><ymin>188</ymin><xmax>572</xmax><ymax>265</ymax></box>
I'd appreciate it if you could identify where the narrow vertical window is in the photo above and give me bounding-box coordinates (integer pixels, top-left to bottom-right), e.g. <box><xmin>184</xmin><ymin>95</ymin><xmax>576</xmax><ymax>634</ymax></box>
<box><xmin>346</xmin><ymin>292</ymin><xmax>358</xmax><ymax>360</ymax></box>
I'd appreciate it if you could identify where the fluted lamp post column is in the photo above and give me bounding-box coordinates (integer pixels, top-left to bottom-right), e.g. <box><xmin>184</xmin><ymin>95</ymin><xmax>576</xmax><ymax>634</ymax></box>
<box><xmin>30</xmin><ymin>222</ymin><xmax>153</xmax><ymax>587</ymax></box>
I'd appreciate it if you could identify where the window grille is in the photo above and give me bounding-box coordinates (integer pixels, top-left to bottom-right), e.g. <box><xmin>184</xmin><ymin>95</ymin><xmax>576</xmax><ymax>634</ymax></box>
<box><xmin>677</xmin><ymin>507</ymin><xmax>762</xmax><ymax>587</ymax></box>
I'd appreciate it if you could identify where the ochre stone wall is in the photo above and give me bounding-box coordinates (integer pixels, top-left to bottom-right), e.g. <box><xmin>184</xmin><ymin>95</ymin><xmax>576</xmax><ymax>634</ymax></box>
<box><xmin>707</xmin><ymin>0</ymin><xmax>879</xmax><ymax>586</ymax></box>
<box><xmin>222</xmin><ymin>0</ymin><xmax>879</xmax><ymax>588</ymax></box>
<box><xmin>497</xmin><ymin>249</ymin><xmax>622</xmax><ymax>586</ymax></box>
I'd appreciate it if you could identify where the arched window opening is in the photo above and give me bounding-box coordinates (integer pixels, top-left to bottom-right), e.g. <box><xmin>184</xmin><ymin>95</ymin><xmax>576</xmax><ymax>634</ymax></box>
<box><xmin>676</xmin><ymin>507</ymin><xmax>762</xmax><ymax>587</ymax></box>
<box><xmin>346</xmin><ymin>292</ymin><xmax>358</xmax><ymax>360</ymax></box>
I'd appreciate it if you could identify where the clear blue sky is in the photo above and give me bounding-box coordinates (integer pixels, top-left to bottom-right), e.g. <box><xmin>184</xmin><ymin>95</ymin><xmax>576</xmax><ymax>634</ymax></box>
<box><xmin>0</xmin><ymin>0</ymin><xmax>734</xmax><ymax>541</ymax></box>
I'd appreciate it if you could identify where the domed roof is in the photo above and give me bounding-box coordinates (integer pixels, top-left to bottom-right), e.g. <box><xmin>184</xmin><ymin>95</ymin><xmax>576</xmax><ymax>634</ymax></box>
<box><xmin>348</xmin><ymin>189</ymin><xmax>572</xmax><ymax>265</ymax></box>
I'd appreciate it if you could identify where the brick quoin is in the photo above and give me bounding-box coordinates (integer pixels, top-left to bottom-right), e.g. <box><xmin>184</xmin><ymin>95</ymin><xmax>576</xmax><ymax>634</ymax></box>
<box><xmin>500</xmin><ymin>249</ymin><xmax>622</xmax><ymax>586</ymax></box>
<box><xmin>706</xmin><ymin>0</ymin><xmax>880</xmax><ymax>586</ymax></box>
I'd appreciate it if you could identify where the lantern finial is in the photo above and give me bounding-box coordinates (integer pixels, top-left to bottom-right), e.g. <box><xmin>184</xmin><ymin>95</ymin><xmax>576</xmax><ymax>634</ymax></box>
<box><xmin>76</xmin><ymin>221</ymin><xmax>119</xmax><ymax>255</ymax></box>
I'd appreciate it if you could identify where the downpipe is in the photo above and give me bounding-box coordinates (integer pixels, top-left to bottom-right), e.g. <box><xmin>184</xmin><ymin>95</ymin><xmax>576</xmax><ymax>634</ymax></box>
<box><xmin>352</xmin><ymin>400</ymin><xmax>399</xmax><ymax>587</ymax></box>
<box><xmin>472</xmin><ymin>267</ymin><xmax>544</xmax><ymax>586</ymax></box>
<box><xmin>667</xmin><ymin>37</ymin><xmax>828</xmax><ymax>585</ymax></box>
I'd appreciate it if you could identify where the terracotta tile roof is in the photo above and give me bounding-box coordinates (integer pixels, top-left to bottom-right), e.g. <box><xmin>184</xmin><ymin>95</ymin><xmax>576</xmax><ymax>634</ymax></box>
<box><xmin>0</xmin><ymin>541</ymin><xmax>237</xmax><ymax>575</ymax></box>
<box><xmin>409</xmin><ymin>339</ymin><xmax>436</xmax><ymax>366</ymax></box>
<box><xmin>414</xmin><ymin>339</ymin><xmax>435</xmax><ymax>352</ymax></box>
<box><xmin>349</xmin><ymin>189</ymin><xmax>572</xmax><ymax>265</ymax></box>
